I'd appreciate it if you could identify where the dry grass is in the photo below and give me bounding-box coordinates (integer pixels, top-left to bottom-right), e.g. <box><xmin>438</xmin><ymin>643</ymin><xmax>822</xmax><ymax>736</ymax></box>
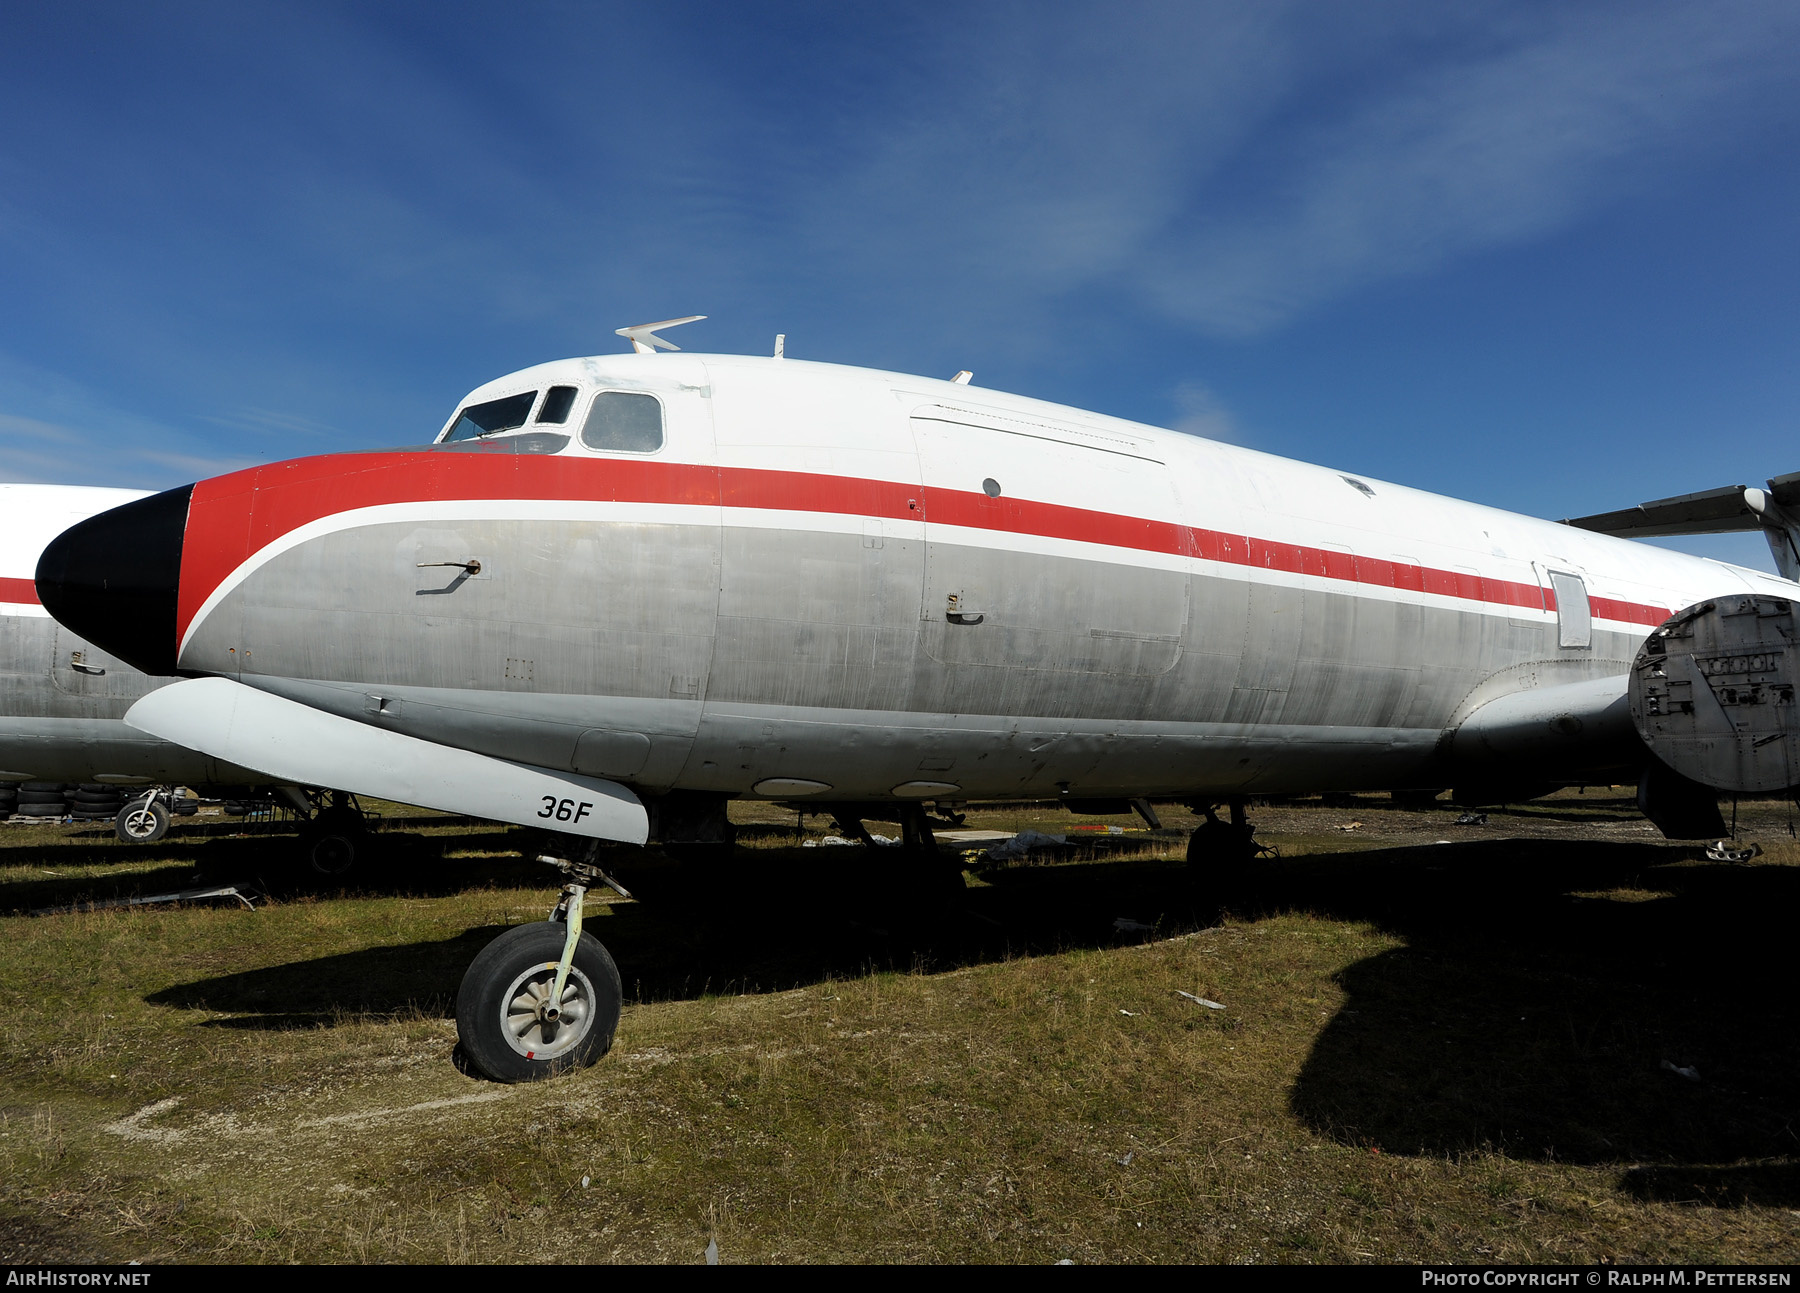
<box><xmin>1</xmin><ymin>791</ymin><xmax>1798</xmax><ymax>1263</ymax></box>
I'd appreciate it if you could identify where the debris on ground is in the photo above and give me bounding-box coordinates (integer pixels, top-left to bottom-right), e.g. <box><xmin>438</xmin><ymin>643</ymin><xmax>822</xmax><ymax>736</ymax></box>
<box><xmin>1455</xmin><ymin>812</ymin><xmax>1489</xmax><ymax>826</ymax></box>
<box><xmin>1705</xmin><ymin>840</ymin><xmax>1762</xmax><ymax>863</ymax></box>
<box><xmin>1660</xmin><ymin>1060</ymin><xmax>1701</xmax><ymax>1082</ymax></box>
<box><xmin>982</xmin><ymin>829</ymin><xmax>1068</xmax><ymax>860</ymax></box>
<box><xmin>935</xmin><ymin>829</ymin><xmax>1015</xmax><ymax>844</ymax></box>
<box><xmin>30</xmin><ymin>881</ymin><xmax>267</xmax><ymax>917</ymax></box>
<box><xmin>1335</xmin><ymin>820</ymin><xmax>1363</xmax><ymax>831</ymax></box>
<box><xmin>1112</xmin><ymin>916</ymin><xmax>1156</xmax><ymax>933</ymax></box>
<box><xmin>1176</xmin><ymin>990</ymin><xmax>1226</xmax><ymax>1010</ymax></box>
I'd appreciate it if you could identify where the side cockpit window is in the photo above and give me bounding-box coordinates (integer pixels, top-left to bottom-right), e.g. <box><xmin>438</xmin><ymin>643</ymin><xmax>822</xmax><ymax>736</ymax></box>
<box><xmin>579</xmin><ymin>391</ymin><xmax>664</xmax><ymax>453</ymax></box>
<box><xmin>445</xmin><ymin>391</ymin><xmax>537</xmax><ymax>441</ymax></box>
<box><xmin>536</xmin><ymin>386</ymin><xmax>578</xmax><ymax>425</ymax></box>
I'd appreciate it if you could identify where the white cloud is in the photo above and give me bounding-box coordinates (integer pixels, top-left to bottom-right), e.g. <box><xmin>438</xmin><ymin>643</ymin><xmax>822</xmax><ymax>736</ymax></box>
<box><xmin>715</xmin><ymin>1</ymin><xmax>1799</xmax><ymax>348</ymax></box>
<box><xmin>0</xmin><ymin>356</ymin><xmax>264</xmax><ymax>490</ymax></box>
<box><xmin>201</xmin><ymin>407</ymin><xmax>342</xmax><ymax>439</ymax></box>
<box><xmin>0</xmin><ymin>412</ymin><xmax>81</xmax><ymax>445</ymax></box>
<box><xmin>1141</xmin><ymin>3</ymin><xmax>1799</xmax><ymax>335</ymax></box>
<box><xmin>1168</xmin><ymin>381</ymin><xmax>1246</xmax><ymax>445</ymax></box>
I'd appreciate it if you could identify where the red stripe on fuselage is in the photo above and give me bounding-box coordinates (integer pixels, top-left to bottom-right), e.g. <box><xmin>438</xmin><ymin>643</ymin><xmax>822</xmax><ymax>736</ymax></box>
<box><xmin>175</xmin><ymin>450</ymin><xmax>1672</xmax><ymax>649</ymax></box>
<box><xmin>0</xmin><ymin>576</ymin><xmax>40</xmax><ymax>605</ymax></box>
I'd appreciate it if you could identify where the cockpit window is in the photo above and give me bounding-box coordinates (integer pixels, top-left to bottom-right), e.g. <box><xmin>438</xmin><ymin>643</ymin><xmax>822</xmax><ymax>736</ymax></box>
<box><xmin>444</xmin><ymin>391</ymin><xmax>537</xmax><ymax>441</ymax></box>
<box><xmin>579</xmin><ymin>391</ymin><xmax>664</xmax><ymax>453</ymax></box>
<box><xmin>536</xmin><ymin>386</ymin><xmax>578</xmax><ymax>425</ymax></box>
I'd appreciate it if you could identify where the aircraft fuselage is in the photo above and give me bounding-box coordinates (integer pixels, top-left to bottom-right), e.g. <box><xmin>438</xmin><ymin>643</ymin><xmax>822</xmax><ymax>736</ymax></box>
<box><xmin>40</xmin><ymin>353</ymin><xmax>1797</xmax><ymax>806</ymax></box>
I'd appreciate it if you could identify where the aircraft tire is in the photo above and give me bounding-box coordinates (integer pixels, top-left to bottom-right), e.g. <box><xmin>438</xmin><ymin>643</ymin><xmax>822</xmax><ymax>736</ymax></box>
<box><xmin>299</xmin><ymin>826</ymin><xmax>360</xmax><ymax>877</ymax></box>
<box><xmin>114</xmin><ymin>798</ymin><xmax>170</xmax><ymax>844</ymax></box>
<box><xmin>455</xmin><ymin>923</ymin><xmax>622</xmax><ymax>1083</ymax></box>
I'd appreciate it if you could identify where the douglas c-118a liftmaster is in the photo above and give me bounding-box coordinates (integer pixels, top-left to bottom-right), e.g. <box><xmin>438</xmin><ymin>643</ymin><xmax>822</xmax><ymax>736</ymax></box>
<box><xmin>35</xmin><ymin>317</ymin><xmax>1800</xmax><ymax>1082</ymax></box>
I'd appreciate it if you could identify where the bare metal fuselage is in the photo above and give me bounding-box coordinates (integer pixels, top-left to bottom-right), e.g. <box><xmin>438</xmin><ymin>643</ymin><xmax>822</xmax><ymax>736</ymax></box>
<box><xmin>117</xmin><ymin>353</ymin><xmax>1795</xmax><ymax>809</ymax></box>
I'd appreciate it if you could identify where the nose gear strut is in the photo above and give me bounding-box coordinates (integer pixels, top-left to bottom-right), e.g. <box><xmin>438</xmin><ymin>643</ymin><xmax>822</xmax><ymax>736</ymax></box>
<box><xmin>452</xmin><ymin>842</ymin><xmax>627</xmax><ymax>1083</ymax></box>
<box><xmin>537</xmin><ymin>844</ymin><xmax>633</xmax><ymax>1020</ymax></box>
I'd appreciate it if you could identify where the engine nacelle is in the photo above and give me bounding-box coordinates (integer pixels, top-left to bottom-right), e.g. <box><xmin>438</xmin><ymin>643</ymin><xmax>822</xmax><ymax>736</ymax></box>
<box><xmin>1631</xmin><ymin>596</ymin><xmax>1800</xmax><ymax>794</ymax></box>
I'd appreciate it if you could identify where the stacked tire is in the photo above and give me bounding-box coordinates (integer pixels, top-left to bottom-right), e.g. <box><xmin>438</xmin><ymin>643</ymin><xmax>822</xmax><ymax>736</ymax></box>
<box><xmin>0</xmin><ymin>784</ymin><xmax>16</xmax><ymax>817</ymax></box>
<box><xmin>72</xmin><ymin>783</ymin><xmax>128</xmax><ymax>822</ymax></box>
<box><xmin>16</xmin><ymin>782</ymin><xmax>70</xmax><ymax>818</ymax></box>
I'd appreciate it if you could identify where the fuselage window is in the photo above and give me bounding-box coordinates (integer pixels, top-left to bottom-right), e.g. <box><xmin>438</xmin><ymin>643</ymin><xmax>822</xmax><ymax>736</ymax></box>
<box><xmin>579</xmin><ymin>391</ymin><xmax>664</xmax><ymax>453</ymax></box>
<box><xmin>444</xmin><ymin>391</ymin><xmax>537</xmax><ymax>441</ymax></box>
<box><xmin>536</xmin><ymin>386</ymin><xmax>578</xmax><ymax>425</ymax></box>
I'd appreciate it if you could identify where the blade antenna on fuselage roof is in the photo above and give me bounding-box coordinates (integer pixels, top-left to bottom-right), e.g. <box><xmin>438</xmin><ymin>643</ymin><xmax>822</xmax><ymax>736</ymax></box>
<box><xmin>615</xmin><ymin>316</ymin><xmax>707</xmax><ymax>355</ymax></box>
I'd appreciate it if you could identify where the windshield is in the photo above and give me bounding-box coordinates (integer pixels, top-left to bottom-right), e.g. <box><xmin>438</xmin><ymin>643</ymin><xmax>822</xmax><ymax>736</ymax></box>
<box><xmin>536</xmin><ymin>386</ymin><xmax>578</xmax><ymax>425</ymax></box>
<box><xmin>444</xmin><ymin>391</ymin><xmax>537</xmax><ymax>441</ymax></box>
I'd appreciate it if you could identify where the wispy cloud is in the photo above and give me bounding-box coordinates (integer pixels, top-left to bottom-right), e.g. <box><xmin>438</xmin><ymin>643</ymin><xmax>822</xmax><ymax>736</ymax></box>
<box><xmin>0</xmin><ymin>412</ymin><xmax>81</xmax><ymax>445</ymax></box>
<box><xmin>1168</xmin><ymin>381</ymin><xmax>1247</xmax><ymax>446</ymax></box>
<box><xmin>0</xmin><ymin>409</ymin><xmax>252</xmax><ymax>485</ymax></box>
<box><xmin>201</xmin><ymin>407</ymin><xmax>342</xmax><ymax>439</ymax></box>
<box><xmin>0</xmin><ymin>357</ymin><xmax>265</xmax><ymax>490</ymax></box>
<box><xmin>727</xmin><ymin>1</ymin><xmax>1800</xmax><ymax>346</ymax></box>
<box><xmin>1140</xmin><ymin>3</ymin><xmax>1799</xmax><ymax>335</ymax></box>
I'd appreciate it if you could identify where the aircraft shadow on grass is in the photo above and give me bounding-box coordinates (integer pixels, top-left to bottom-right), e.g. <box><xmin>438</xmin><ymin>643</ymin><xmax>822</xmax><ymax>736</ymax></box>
<box><xmin>0</xmin><ymin>825</ymin><xmax>541</xmax><ymax>913</ymax></box>
<box><xmin>1262</xmin><ymin>840</ymin><xmax>1800</xmax><ymax>1207</ymax></box>
<box><xmin>137</xmin><ymin>835</ymin><xmax>1800</xmax><ymax>1205</ymax></box>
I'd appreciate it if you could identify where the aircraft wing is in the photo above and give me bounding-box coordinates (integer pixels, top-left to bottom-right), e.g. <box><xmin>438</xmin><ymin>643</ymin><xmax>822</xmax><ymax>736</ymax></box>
<box><xmin>1565</xmin><ymin>484</ymin><xmax>1770</xmax><ymax>538</ymax></box>
<box><xmin>1564</xmin><ymin>473</ymin><xmax>1800</xmax><ymax>579</ymax></box>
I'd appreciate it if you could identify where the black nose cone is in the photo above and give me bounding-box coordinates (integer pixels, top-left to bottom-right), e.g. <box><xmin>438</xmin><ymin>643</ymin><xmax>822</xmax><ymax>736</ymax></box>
<box><xmin>36</xmin><ymin>484</ymin><xmax>193</xmax><ymax>676</ymax></box>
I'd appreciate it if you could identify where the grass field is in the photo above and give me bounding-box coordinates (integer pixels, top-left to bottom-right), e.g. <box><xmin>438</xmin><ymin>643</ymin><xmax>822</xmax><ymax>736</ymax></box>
<box><xmin>2</xmin><ymin>792</ymin><xmax>1798</xmax><ymax>1264</ymax></box>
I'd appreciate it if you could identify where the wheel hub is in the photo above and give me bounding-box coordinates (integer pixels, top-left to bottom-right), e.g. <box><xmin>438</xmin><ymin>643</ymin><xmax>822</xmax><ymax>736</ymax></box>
<box><xmin>502</xmin><ymin>962</ymin><xmax>593</xmax><ymax>1060</ymax></box>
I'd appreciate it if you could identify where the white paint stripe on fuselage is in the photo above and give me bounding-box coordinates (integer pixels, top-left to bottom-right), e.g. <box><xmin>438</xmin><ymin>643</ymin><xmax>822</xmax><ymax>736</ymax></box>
<box><xmin>180</xmin><ymin>490</ymin><xmax>1721</xmax><ymax>664</ymax></box>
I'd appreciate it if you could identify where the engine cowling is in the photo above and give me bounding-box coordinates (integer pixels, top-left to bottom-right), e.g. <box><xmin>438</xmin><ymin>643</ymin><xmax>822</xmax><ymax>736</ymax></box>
<box><xmin>1631</xmin><ymin>596</ymin><xmax>1800</xmax><ymax>794</ymax></box>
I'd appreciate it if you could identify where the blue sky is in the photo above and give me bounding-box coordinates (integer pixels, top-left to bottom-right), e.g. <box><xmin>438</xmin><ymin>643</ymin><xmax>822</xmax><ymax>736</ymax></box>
<box><xmin>2</xmin><ymin>1</ymin><xmax>1797</xmax><ymax>568</ymax></box>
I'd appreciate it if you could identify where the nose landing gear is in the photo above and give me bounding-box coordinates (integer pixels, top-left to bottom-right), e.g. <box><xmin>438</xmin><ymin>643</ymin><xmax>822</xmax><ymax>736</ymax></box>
<box><xmin>453</xmin><ymin>845</ymin><xmax>626</xmax><ymax>1083</ymax></box>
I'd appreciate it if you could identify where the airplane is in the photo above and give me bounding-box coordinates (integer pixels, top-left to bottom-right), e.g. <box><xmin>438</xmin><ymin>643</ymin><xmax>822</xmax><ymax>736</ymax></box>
<box><xmin>2</xmin><ymin>483</ymin><xmax>370</xmax><ymax>864</ymax></box>
<box><xmin>33</xmin><ymin>317</ymin><xmax>1800</xmax><ymax>1083</ymax></box>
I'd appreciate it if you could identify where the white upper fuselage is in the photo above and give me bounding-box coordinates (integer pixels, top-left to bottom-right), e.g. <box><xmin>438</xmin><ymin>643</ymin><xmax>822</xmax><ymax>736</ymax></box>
<box><xmin>436</xmin><ymin>351</ymin><xmax>1794</xmax><ymax>633</ymax></box>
